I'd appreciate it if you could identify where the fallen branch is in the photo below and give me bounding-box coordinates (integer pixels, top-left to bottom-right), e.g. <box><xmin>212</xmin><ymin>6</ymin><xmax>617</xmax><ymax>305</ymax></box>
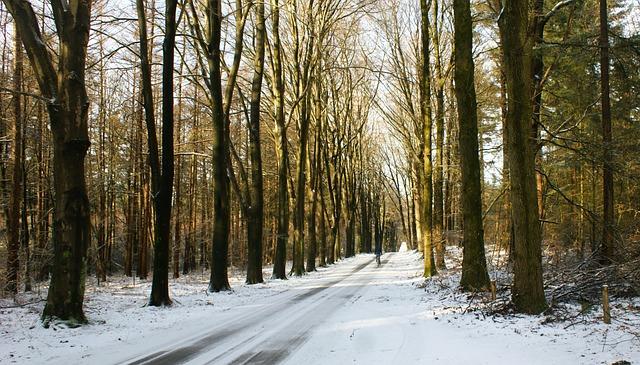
<box><xmin>0</xmin><ymin>298</ymin><xmax>45</xmax><ymax>309</ymax></box>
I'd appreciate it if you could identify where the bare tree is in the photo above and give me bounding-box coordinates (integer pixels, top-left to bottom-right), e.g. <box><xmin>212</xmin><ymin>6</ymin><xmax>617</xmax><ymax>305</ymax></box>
<box><xmin>270</xmin><ymin>0</ymin><xmax>289</xmax><ymax>280</ymax></box>
<box><xmin>5</xmin><ymin>23</ymin><xmax>23</xmax><ymax>295</ymax></box>
<box><xmin>136</xmin><ymin>0</ymin><xmax>177</xmax><ymax>306</ymax></box>
<box><xmin>419</xmin><ymin>0</ymin><xmax>436</xmax><ymax>277</ymax></box>
<box><xmin>246</xmin><ymin>0</ymin><xmax>266</xmax><ymax>284</ymax></box>
<box><xmin>186</xmin><ymin>0</ymin><xmax>248</xmax><ymax>291</ymax></box>
<box><xmin>3</xmin><ymin>0</ymin><xmax>93</xmax><ymax>324</ymax></box>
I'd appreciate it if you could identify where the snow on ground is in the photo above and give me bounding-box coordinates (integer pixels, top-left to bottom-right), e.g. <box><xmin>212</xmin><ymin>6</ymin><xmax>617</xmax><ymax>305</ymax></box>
<box><xmin>0</xmin><ymin>258</ymin><xmax>363</xmax><ymax>364</ymax></box>
<box><xmin>287</xmin><ymin>249</ymin><xmax>640</xmax><ymax>365</ymax></box>
<box><xmin>1</xmin><ymin>248</ymin><xmax>639</xmax><ymax>364</ymax></box>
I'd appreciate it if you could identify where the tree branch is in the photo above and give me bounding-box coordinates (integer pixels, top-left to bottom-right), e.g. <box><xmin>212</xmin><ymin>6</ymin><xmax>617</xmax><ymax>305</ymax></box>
<box><xmin>2</xmin><ymin>0</ymin><xmax>58</xmax><ymax>100</ymax></box>
<box><xmin>541</xmin><ymin>0</ymin><xmax>576</xmax><ymax>26</ymax></box>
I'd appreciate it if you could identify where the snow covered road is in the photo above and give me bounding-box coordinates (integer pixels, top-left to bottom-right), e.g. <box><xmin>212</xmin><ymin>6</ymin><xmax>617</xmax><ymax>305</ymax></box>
<box><xmin>127</xmin><ymin>255</ymin><xmax>388</xmax><ymax>365</ymax></box>
<box><xmin>2</xmin><ymin>248</ymin><xmax>639</xmax><ymax>364</ymax></box>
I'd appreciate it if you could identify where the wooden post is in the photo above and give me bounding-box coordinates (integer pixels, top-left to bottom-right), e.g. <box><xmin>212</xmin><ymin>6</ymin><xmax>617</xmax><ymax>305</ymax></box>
<box><xmin>490</xmin><ymin>280</ymin><xmax>497</xmax><ymax>301</ymax></box>
<box><xmin>602</xmin><ymin>285</ymin><xmax>611</xmax><ymax>324</ymax></box>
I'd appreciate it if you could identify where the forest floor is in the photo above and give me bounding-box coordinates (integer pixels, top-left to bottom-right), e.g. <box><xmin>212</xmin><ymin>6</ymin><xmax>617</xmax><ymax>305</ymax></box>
<box><xmin>1</xmin><ymin>245</ymin><xmax>639</xmax><ymax>364</ymax></box>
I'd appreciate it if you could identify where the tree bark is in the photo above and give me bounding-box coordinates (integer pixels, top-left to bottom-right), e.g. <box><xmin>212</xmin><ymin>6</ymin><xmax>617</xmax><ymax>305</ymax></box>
<box><xmin>173</xmin><ymin>45</ymin><xmax>186</xmax><ymax>280</ymax></box>
<box><xmin>499</xmin><ymin>0</ymin><xmax>547</xmax><ymax>313</ymax></box>
<box><xmin>21</xmin><ymin>133</ymin><xmax>30</xmax><ymax>292</ymax></box>
<box><xmin>306</xmin><ymin>182</ymin><xmax>318</xmax><ymax>271</ymax></box>
<box><xmin>454</xmin><ymin>0</ymin><xmax>491</xmax><ymax>291</ymax></box>
<box><xmin>3</xmin><ymin>0</ymin><xmax>93</xmax><ymax>324</ymax></box>
<box><xmin>246</xmin><ymin>0</ymin><xmax>266</xmax><ymax>284</ymax></box>
<box><xmin>34</xmin><ymin>103</ymin><xmax>50</xmax><ymax>282</ymax></box>
<box><xmin>419</xmin><ymin>0</ymin><xmax>436</xmax><ymax>277</ymax></box>
<box><xmin>292</xmin><ymin>109</ymin><xmax>310</xmax><ymax>273</ymax></box>
<box><xmin>318</xmin><ymin>173</ymin><xmax>328</xmax><ymax>267</ymax></box>
<box><xmin>432</xmin><ymin>0</ymin><xmax>446</xmax><ymax>270</ymax></box>
<box><xmin>531</xmin><ymin>0</ymin><xmax>546</xmax><ymax>231</ymax></box>
<box><xmin>270</xmin><ymin>0</ymin><xmax>289</xmax><ymax>280</ymax></box>
<box><xmin>136</xmin><ymin>0</ymin><xmax>176</xmax><ymax>306</ymax></box>
<box><xmin>306</xmin><ymin>127</ymin><xmax>321</xmax><ymax>271</ymax></box>
<box><xmin>208</xmin><ymin>0</ymin><xmax>232</xmax><ymax>292</ymax></box>
<box><xmin>6</xmin><ymin>24</ymin><xmax>23</xmax><ymax>295</ymax></box>
<box><xmin>497</xmin><ymin>47</ymin><xmax>515</xmax><ymax>261</ymax></box>
<box><xmin>96</xmin><ymin>37</ymin><xmax>107</xmax><ymax>284</ymax></box>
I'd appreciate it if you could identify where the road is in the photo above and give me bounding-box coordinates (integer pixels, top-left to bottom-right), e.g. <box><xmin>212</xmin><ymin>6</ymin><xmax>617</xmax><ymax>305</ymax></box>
<box><xmin>125</xmin><ymin>254</ymin><xmax>393</xmax><ymax>365</ymax></box>
<box><xmin>10</xmin><ymin>248</ymin><xmax>638</xmax><ymax>365</ymax></box>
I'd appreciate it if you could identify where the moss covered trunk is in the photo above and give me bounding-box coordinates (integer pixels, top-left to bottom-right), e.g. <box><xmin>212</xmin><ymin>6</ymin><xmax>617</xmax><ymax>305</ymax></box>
<box><xmin>454</xmin><ymin>0</ymin><xmax>490</xmax><ymax>291</ymax></box>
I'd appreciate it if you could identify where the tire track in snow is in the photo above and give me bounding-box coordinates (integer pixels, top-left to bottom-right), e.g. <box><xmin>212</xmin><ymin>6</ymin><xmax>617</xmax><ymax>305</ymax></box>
<box><xmin>218</xmin><ymin>255</ymin><xmax>393</xmax><ymax>365</ymax></box>
<box><xmin>127</xmin><ymin>256</ymin><xmax>387</xmax><ymax>365</ymax></box>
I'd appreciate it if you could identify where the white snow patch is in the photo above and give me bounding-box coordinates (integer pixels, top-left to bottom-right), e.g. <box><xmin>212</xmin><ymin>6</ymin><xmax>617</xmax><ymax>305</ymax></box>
<box><xmin>1</xmin><ymin>249</ymin><xmax>639</xmax><ymax>364</ymax></box>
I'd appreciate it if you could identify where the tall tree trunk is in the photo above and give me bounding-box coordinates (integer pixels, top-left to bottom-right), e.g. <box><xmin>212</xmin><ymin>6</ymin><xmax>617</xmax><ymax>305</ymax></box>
<box><xmin>419</xmin><ymin>0</ymin><xmax>436</xmax><ymax>277</ymax></box>
<box><xmin>499</xmin><ymin>0</ymin><xmax>547</xmax><ymax>314</ymax></box>
<box><xmin>290</xmin><ymin>0</ymin><xmax>316</xmax><ymax>275</ymax></box>
<box><xmin>270</xmin><ymin>0</ymin><xmax>289</xmax><ymax>280</ymax></box>
<box><xmin>173</xmin><ymin>153</ymin><xmax>181</xmax><ymax>279</ymax></box>
<box><xmin>21</xmin><ymin>134</ymin><xmax>30</xmax><ymax>292</ymax></box>
<box><xmin>497</xmin><ymin>47</ymin><xmax>515</xmax><ymax>261</ymax></box>
<box><xmin>35</xmin><ymin>103</ymin><xmax>50</xmax><ymax>282</ymax></box>
<box><xmin>292</xmin><ymin>108</ymin><xmax>310</xmax><ymax>274</ymax></box>
<box><xmin>454</xmin><ymin>0</ymin><xmax>490</xmax><ymax>291</ymax></box>
<box><xmin>432</xmin><ymin>0</ymin><xmax>446</xmax><ymax>270</ymax></box>
<box><xmin>318</xmin><ymin>174</ymin><xmax>328</xmax><ymax>267</ymax></box>
<box><xmin>96</xmin><ymin>38</ymin><xmax>107</xmax><ymax>284</ymax></box>
<box><xmin>152</xmin><ymin>0</ymin><xmax>177</xmax><ymax>306</ymax></box>
<box><xmin>577</xmin><ymin>163</ymin><xmax>585</xmax><ymax>257</ymax></box>
<box><xmin>599</xmin><ymin>0</ymin><xmax>614</xmax><ymax>263</ymax></box>
<box><xmin>6</xmin><ymin>24</ymin><xmax>23</xmax><ymax>295</ymax></box>
<box><xmin>124</xmin><ymin>165</ymin><xmax>134</xmax><ymax>277</ymax></box>
<box><xmin>358</xmin><ymin>185</ymin><xmax>369</xmax><ymax>254</ymax></box>
<box><xmin>444</xmin><ymin>73</ymin><xmax>458</xmax><ymax>235</ymax></box>
<box><xmin>136</xmin><ymin>95</ymin><xmax>146</xmax><ymax>278</ymax></box>
<box><xmin>344</xmin><ymin>175</ymin><xmax>357</xmax><ymax>258</ymax></box>
<box><xmin>306</xmin><ymin>183</ymin><xmax>318</xmax><ymax>271</ymax></box>
<box><xmin>366</xmin><ymin>194</ymin><xmax>372</xmax><ymax>253</ymax></box>
<box><xmin>531</xmin><ymin>0</ymin><xmax>546</xmax><ymax>230</ymax></box>
<box><xmin>107</xmin><ymin>134</ymin><xmax>115</xmax><ymax>276</ymax></box>
<box><xmin>413</xmin><ymin>160</ymin><xmax>422</xmax><ymax>252</ymax></box>
<box><xmin>137</xmin><ymin>0</ymin><xmax>176</xmax><ymax>306</ymax></box>
<box><xmin>185</xmin><ymin>153</ymin><xmax>196</xmax><ymax>274</ymax></box>
<box><xmin>125</xmin><ymin>85</ymin><xmax>139</xmax><ymax>278</ymax></box>
<box><xmin>246</xmin><ymin>0</ymin><xmax>266</xmax><ymax>284</ymax></box>
<box><xmin>327</xmin><ymin>157</ymin><xmax>342</xmax><ymax>264</ymax></box>
<box><xmin>4</xmin><ymin>0</ymin><xmax>94</xmax><ymax>324</ymax></box>
<box><xmin>306</xmin><ymin>128</ymin><xmax>321</xmax><ymax>271</ymax></box>
<box><xmin>173</xmin><ymin>46</ymin><xmax>185</xmax><ymax>280</ymax></box>
<box><xmin>208</xmin><ymin>0</ymin><xmax>232</xmax><ymax>292</ymax></box>
<box><xmin>374</xmin><ymin>198</ymin><xmax>382</xmax><ymax>255</ymax></box>
<box><xmin>408</xmin><ymin>177</ymin><xmax>416</xmax><ymax>250</ymax></box>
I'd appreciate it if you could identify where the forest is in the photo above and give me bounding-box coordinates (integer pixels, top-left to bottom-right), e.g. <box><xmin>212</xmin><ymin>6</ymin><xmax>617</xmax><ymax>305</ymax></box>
<box><xmin>0</xmin><ymin>0</ymin><xmax>639</xmax><ymax>334</ymax></box>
